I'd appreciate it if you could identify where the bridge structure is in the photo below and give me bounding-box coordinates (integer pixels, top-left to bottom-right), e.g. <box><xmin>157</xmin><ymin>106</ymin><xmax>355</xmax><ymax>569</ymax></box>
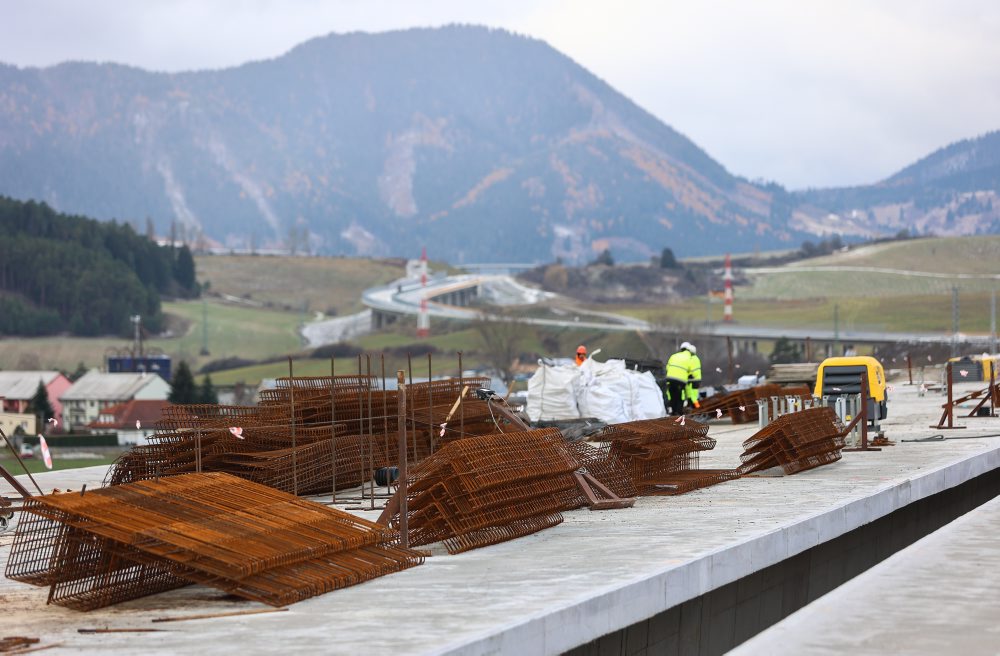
<box><xmin>361</xmin><ymin>273</ymin><xmax>995</xmax><ymax>352</ymax></box>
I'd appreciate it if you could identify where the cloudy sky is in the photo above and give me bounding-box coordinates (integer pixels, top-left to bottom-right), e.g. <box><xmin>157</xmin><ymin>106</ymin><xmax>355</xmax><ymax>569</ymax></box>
<box><xmin>2</xmin><ymin>0</ymin><xmax>998</xmax><ymax>190</ymax></box>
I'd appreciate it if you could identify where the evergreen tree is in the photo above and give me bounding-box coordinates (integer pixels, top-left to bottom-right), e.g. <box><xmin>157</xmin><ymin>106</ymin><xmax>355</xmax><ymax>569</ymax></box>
<box><xmin>659</xmin><ymin>247</ymin><xmax>679</xmax><ymax>269</ymax></box>
<box><xmin>593</xmin><ymin>249</ymin><xmax>614</xmax><ymax>266</ymax></box>
<box><xmin>28</xmin><ymin>381</ymin><xmax>55</xmax><ymax>431</ymax></box>
<box><xmin>769</xmin><ymin>337</ymin><xmax>803</xmax><ymax>364</ymax></box>
<box><xmin>197</xmin><ymin>374</ymin><xmax>219</xmax><ymax>404</ymax></box>
<box><xmin>174</xmin><ymin>244</ymin><xmax>198</xmax><ymax>294</ymax></box>
<box><xmin>169</xmin><ymin>361</ymin><xmax>198</xmax><ymax>404</ymax></box>
<box><xmin>68</xmin><ymin>362</ymin><xmax>89</xmax><ymax>382</ymax></box>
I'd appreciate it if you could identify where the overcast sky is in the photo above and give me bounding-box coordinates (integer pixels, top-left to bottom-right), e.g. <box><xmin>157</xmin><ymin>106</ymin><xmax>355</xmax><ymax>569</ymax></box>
<box><xmin>2</xmin><ymin>0</ymin><xmax>998</xmax><ymax>190</ymax></box>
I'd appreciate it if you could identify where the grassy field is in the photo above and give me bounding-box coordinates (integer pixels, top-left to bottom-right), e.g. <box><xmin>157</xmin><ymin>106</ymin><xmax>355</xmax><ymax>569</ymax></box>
<box><xmin>0</xmin><ymin>299</ymin><xmax>303</xmax><ymax>373</ymax></box>
<box><xmin>0</xmin><ymin>255</ymin><xmax>405</xmax><ymax>372</ymax></box>
<box><xmin>196</xmin><ymin>254</ymin><xmax>404</xmax><ymax>315</ymax></box>
<box><xmin>611</xmin><ymin>290</ymin><xmax>997</xmax><ymax>334</ymax></box>
<box><xmin>743</xmin><ymin>236</ymin><xmax>1000</xmax><ymax>299</ymax></box>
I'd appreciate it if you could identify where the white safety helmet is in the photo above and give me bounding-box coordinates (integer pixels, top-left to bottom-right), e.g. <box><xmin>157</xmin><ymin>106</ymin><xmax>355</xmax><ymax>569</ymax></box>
<box><xmin>680</xmin><ymin>341</ymin><xmax>696</xmax><ymax>354</ymax></box>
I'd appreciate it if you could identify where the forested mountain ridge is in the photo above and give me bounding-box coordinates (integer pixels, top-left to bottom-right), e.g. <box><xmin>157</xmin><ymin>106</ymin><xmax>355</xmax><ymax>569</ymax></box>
<box><xmin>0</xmin><ymin>26</ymin><xmax>793</xmax><ymax>263</ymax></box>
<box><xmin>791</xmin><ymin>131</ymin><xmax>1000</xmax><ymax>238</ymax></box>
<box><xmin>0</xmin><ymin>26</ymin><xmax>997</xmax><ymax>263</ymax></box>
<box><xmin>0</xmin><ymin>196</ymin><xmax>199</xmax><ymax>336</ymax></box>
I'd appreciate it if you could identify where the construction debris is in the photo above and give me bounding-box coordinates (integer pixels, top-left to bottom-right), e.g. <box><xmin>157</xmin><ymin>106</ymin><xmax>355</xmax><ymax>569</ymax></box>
<box><xmin>601</xmin><ymin>417</ymin><xmax>740</xmax><ymax>495</ymax></box>
<box><xmin>5</xmin><ymin>472</ymin><xmax>423</xmax><ymax>611</ymax></box>
<box><xmin>698</xmin><ymin>383</ymin><xmax>812</xmax><ymax>424</ymax></box>
<box><xmin>106</xmin><ymin>375</ymin><xmax>494</xmax><ymax>492</ymax></box>
<box><xmin>382</xmin><ymin>428</ymin><xmax>582</xmax><ymax>554</ymax></box>
<box><xmin>739</xmin><ymin>406</ymin><xmax>846</xmax><ymax>476</ymax></box>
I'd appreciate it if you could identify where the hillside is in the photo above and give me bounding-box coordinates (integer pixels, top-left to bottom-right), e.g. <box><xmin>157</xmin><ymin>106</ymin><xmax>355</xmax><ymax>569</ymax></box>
<box><xmin>792</xmin><ymin>131</ymin><xmax>1000</xmax><ymax>238</ymax></box>
<box><xmin>0</xmin><ymin>26</ymin><xmax>792</xmax><ymax>264</ymax></box>
<box><xmin>0</xmin><ymin>195</ymin><xmax>199</xmax><ymax>336</ymax></box>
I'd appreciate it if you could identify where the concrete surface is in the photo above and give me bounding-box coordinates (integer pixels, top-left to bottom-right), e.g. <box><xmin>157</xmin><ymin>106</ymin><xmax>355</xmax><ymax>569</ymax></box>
<box><xmin>734</xmin><ymin>493</ymin><xmax>1000</xmax><ymax>655</ymax></box>
<box><xmin>2</xmin><ymin>381</ymin><xmax>999</xmax><ymax>655</ymax></box>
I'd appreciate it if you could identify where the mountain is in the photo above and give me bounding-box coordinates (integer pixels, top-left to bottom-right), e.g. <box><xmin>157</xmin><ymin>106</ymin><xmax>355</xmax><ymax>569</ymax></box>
<box><xmin>0</xmin><ymin>26</ymin><xmax>996</xmax><ymax>263</ymax></box>
<box><xmin>0</xmin><ymin>26</ymin><xmax>790</xmax><ymax>263</ymax></box>
<box><xmin>791</xmin><ymin>131</ymin><xmax>1000</xmax><ymax>238</ymax></box>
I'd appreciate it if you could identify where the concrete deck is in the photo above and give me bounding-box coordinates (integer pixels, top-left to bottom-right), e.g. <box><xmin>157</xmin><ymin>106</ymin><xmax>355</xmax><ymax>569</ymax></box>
<box><xmin>734</xmin><ymin>492</ymin><xmax>1000</xmax><ymax>654</ymax></box>
<box><xmin>2</xmin><ymin>381</ymin><xmax>999</xmax><ymax>654</ymax></box>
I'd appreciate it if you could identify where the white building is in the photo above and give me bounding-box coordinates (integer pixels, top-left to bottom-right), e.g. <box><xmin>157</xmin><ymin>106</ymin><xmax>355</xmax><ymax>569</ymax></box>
<box><xmin>60</xmin><ymin>371</ymin><xmax>171</xmax><ymax>432</ymax></box>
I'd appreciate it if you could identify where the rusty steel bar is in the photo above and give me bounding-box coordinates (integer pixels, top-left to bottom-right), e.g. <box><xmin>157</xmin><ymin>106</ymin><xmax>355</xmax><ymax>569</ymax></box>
<box><xmin>0</xmin><ymin>427</ymin><xmax>42</xmax><ymax>496</ymax></box>
<box><xmin>330</xmin><ymin>357</ymin><xmax>337</xmax><ymax>503</ymax></box>
<box><xmin>458</xmin><ymin>351</ymin><xmax>465</xmax><ymax>438</ymax></box>
<box><xmin>427</xmin><ymin>352</ymin><xmax>435</xmax><ymax>454</ymax></box>
<box><xmin>289</xmin><ymin>357</ymin><xmax>298</xmax><ymax>496</ymax></box>
<box><xmin>396</xmin><ymin>370</ymin><xmax>409</xmax><ymax>549</ymax></box>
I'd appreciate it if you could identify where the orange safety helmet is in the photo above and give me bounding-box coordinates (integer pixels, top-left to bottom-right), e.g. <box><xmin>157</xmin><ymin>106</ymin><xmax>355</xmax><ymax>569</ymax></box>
<box><xmin>576</xmin><ymin>345</ymin><xmax>587</xmax><ymax>356</ymax></box>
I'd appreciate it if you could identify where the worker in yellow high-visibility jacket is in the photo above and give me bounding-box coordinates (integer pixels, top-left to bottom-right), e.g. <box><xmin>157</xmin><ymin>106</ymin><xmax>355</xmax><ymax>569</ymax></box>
<box><xmin>685</xmin><ymin>350</ymin><xmax>702</xmax><ymax>411</ymax></box>
<box><xmin>666</xmin><ymin>342</ymin><xmax>699</xmax><ymax>416</ymax></box>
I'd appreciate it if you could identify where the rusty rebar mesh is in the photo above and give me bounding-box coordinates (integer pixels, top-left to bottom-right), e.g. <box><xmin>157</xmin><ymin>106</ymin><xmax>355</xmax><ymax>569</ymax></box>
<box><xmin>596</xmin><ymin>417</ymin><xmax>730</xmax><ymax>495</ymax></box>
<box><xmin>739</xmin><ymin>406</ymin><xmax>846</xmax><ymax>476</ymax></box>
<box><xmin>6</xmin><ymin>472</ymin><xmax>423</xmax><ymax>611</ymax></box>
<box><xmin>390</xmin><ymin>428</ymin><xmax>580</xmax><ymax>554</ymax></box>
<box><xmin>106</xmin><ymin>375</ymin><xmax>501</xmax><ymax>492</ymax></box>
<box><xmin>565</xmin><ymin>441</ymin><xmax>638</xmax><ymax>499</ymax></box>
<box><xmin>697</xmin><ymin>384</ymin><xmax>814</xmax><ymax>423</ymax></box>
<box><xmin>641</xmin><ymin>469</ymin><xmax>743</xmax><ymax>496</ymax></box>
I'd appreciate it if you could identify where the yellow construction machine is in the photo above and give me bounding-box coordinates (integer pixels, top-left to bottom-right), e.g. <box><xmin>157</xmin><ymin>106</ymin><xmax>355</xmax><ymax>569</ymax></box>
<box><xmin>814</xmin><ymin>356</ymin><xmax>887</xmax><ymax>420</ymax></box>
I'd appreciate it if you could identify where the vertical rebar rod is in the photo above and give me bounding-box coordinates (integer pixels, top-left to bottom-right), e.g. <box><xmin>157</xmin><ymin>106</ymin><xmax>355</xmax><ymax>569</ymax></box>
<box><xmin>330</xmin><ymin>357</ymin><xmax>337</xmax><ymax>503</ymax></box>
<box><xmin>357</xmin><ymin>355</ymin><xmax>364</xmax><ymax>499</ymax></box>
<box><xmin>946</xmin><ymin>362</ymin><xmax>954</xmax><ymax>428</ymax></box>
<box><xmin>907</xmin><ymin>354</ymin><xmax>913</xmax><ymax>386</ymax></box>
<box><xmin>428</xmin><ymin>352</ymin><xmax>435</xmax><ymax>454</ymax></box>
<box><xmin>366</xmin><ymin>354</ymin><xmax>374</xmax><ymax>509</ymax></box>
<box><xmin>407</xmin><ymin>352</ymin><xmax>415</xmax><ymax>462</ymax></box>
<box><xmin>726</xmin><ymin>336</ymin><xmax>734</xmax><ymax>384</ymax></box>
<box><xmin>289</xmin><ymin>356</ymin><xmax>297</xmax><ymax>496</ymax></box>
<box><xmin>396</xmin><ymin>370</ymin><xmax>409</xmax><ymax>549</ymax></box>
<box><xmin>458</xmin><ymin>351</ymin><xmax>465</xmax><ymax>438</ymax></box>
<box><xmin>381</xmin><ymin>353</ymin><xmax>388</xmax><ymax>470</ymax></box>
<box><xmin>951</xmin><ymin>286</ymin><xmax>960</xmax><ymax>358</ymax></box>
<box><xmin>0</xmin><ymin>427</ymin><xmax>43</xmax><ymax>496</ymax></box>
<box><xmin>195</xmin><ymin>428</ymin><xmax>202</xmax><ymax>473</ymax></box>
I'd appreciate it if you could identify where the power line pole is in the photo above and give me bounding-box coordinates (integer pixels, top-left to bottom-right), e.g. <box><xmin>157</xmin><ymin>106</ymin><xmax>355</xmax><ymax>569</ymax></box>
<box><xmin>991</xmin><ymin>289</ymin><xmax>997</xmax><ymax>355</ymax></box>
<box><xmin>833</xmin><ymin>303</ymin><xmax>840</xmax><ymax>356</ymax></box>
<box><xmin>951</xmin><ymin>286</ymin><xmax>959</xmax><ymax>357</ymax></box>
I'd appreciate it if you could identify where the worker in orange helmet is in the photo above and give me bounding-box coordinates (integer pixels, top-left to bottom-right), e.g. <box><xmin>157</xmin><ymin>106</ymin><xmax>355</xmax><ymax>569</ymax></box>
<box><xmin>574</xmin><ymin>345</ymin><xmax>588</xmax><ymax>366</ymax></box>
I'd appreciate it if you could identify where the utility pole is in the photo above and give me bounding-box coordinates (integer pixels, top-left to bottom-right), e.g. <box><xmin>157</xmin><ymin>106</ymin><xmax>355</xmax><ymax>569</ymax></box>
<box><xmin>833</xmin><ymin>304</ymin><xmax>840</xmax><ymax>356</ymax></box>
<box><xmin>200</xmin><ymin>300</ymin><xmax>209</xmax><ymax>356</ymax></box>
<box><xmin>952</xmin><ymin>286</ymin><xmax>959</xmax><ymax>357</ymax></box>
<box><xmin>991</xmin><ymin>289</ymin><xmax>997</xmax><ymax>354</ymax></box>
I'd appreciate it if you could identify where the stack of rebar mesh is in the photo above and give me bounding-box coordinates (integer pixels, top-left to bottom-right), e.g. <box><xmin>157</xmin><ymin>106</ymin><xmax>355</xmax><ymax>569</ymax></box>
<box><xmin>5</xmin><ymin>472</ymin><xmax>423</xmax><ymax>611</ymax></box>
<box><xmin>698</xmin><ymin>383</ymin><xmax>813</xmax><ymax>424</ymax></box>
<box><xmin>738</xmin><ymin>406</ymin><xmax>846</xmax><ymax>475</ymax></box>
<box><xmin>106</xmin><ymin>375</ymin><xmax>503</xmax><ymax>494</ymax></box>
<box><xmin>600</xmin><ymin>417</ymin><xmax>741</xmax><ymax>495</ymax></box>
<box><xmin>388</xmin><ymin>428</ymin><xmax>585</xmax><ymax>554</ymax></box>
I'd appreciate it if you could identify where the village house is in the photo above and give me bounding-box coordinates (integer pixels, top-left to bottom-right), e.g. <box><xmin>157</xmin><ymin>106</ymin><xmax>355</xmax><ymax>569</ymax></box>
<box><xmin>0</xmin><ymin>371</ymin><xmax>72</xmax><ymax>427</ymax></box>
<box><xmin>59</xmin><ymin>371</ymin><xmax>171</xmax><ymax>432</ymax></box>
<box><xmin>87</xmin><ymin>399</ymin><xmax>171</xmax><ymax>445</ymax></box>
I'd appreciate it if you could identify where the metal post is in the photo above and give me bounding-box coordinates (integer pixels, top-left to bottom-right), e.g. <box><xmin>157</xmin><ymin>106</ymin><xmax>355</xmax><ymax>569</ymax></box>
<box><xmin>289</xmin><ymin>356</ymin><xmax>297</xmax><ymax>496</ymax></box>
<box><xmin>805</xmin><ymin>337</ymin><xmax>812</xmax><ymax>362</ymax></box>
<box><xmin>0</xmin><ymin>427</ymin><xmax>44</xmax><ymax>496</ymax></box>
<box><xmin>726</xmin><ymin>336</ymin><xmax>734</xmax><ymax>384</ymax></box>
<box><xmin>331</xmin><ymin>357</ymin><xmax>337</xmax><ymax>503</ymax></box>
<box><xmin>366</xmin><ymin>355</ymin><xmax>374</xmax><ymax>509</ymax></box>
<box><xmin>991</xmin><ymin>289</ymin><xmax>997</xmax><ymax>355</ymax></box>
<box><xmin>907</xmin><ymin>354</ymin><xmax>913</xmax><ymax>386</ymax></box>
<box><xmin>833</xmin><ymin>304</ymin><xmax>840</xmax><ymax>355</ymax></box>
<box><xmin>951</xmin><ymin>286</ymin><xmax>959</xmax><ymax>358</ymax></box>
<box><xmin>458</xmin><ymin>351</ymin><xmax>465</xmax><ymax>438</ymax></box>
<box><xmin>428</xmin><ymin>352</ymin><xmax>435</xmax><ymax>454</ymax></box>
<box><xmin>396</xmin><ymin>370</ymin><xmax>409</xmax><ymax>549</ymax></box>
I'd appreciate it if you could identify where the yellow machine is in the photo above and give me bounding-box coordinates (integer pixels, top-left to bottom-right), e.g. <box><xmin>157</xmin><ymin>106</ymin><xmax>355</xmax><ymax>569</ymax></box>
<box><xmin>814</xmin><ymin>356</ymin><xmax>887</xmax><ymax>420</ymax></box>
<box><xmin>947</xmin><ymin>355</ymin><xmax>999</xmax><ymax>382</ymax></box>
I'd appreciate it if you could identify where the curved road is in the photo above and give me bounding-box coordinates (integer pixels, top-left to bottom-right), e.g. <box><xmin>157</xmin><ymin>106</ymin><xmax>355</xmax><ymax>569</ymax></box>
<box><xmin>350</xmin><ymin>274</ymin><xmax>994</xmax><ymax>347</ymax></box>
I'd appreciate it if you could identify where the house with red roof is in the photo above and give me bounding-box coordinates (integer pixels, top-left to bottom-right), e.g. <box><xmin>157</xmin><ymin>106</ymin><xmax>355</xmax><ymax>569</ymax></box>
<box><xmin>88</xmin><ymin>399</ymin><xmax>172</xmax><ymax>445</ymax></box>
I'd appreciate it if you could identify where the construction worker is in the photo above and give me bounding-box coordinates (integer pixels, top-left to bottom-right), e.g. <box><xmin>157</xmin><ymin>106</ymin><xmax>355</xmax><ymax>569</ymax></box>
<box><xmin>666</xmin><ymin>342</ymin><xmax>698</xmax><ymax>416</ymax></box>
<box><xmin>685</xmin><ymin>348</ymin><xmax>702</xmax><ymax>410</ymax></box>
<box><xmin>574</xmin><ymin>345</ymin><xmax>588</xmax><ymax>366</ymax></box>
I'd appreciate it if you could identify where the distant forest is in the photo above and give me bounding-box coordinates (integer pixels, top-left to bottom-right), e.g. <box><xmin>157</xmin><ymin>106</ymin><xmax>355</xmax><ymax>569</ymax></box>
<box><xmin>0</xmin><ymin>196</ymin><xmax>199</xmax><ymax>337</ymax></box>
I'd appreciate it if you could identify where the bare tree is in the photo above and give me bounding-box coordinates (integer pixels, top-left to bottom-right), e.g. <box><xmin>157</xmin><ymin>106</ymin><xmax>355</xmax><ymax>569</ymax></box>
<box><xmin>473</xmin><ymin>307</ymin><xmax>530</xmax><ymax>392</ymax></box>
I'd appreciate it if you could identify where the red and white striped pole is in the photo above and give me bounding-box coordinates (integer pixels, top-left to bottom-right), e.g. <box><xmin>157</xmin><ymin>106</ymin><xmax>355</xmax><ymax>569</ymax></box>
<box><xmin>723</xmin><ymin>253</ymin><xmax>733</xmax><ymax>323</ymax></box>
<box><xmin>417</xmin><ymin>247</ymin><xmax>430</xmax><ymax>337</ymax></box>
